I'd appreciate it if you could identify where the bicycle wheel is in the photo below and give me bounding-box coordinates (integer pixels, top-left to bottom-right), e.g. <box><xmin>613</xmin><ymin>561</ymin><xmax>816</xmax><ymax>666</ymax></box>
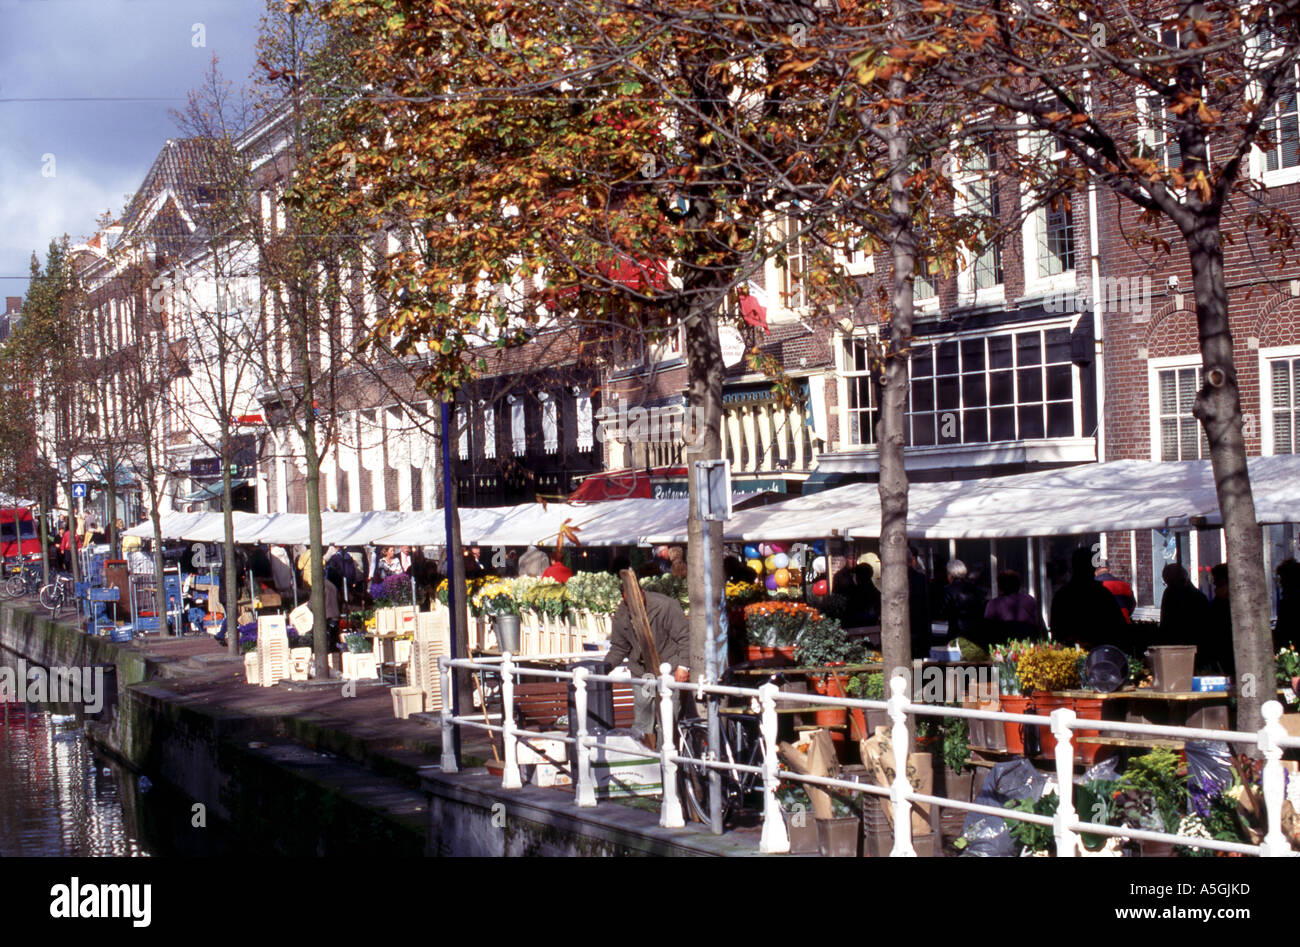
<box><xmin>38</xmin><ymin>583</ymin><xmax>60</xmax><ymax>613</ymax></box>
<box><xmin>5</xmin><ymin>574</ymin><xmax>25</xmax><ymax>598</ymax></box>
<box><xmin>675</xmin><ymin>720</ymin><xmax>713</xmax><ymax>824</ymax></box>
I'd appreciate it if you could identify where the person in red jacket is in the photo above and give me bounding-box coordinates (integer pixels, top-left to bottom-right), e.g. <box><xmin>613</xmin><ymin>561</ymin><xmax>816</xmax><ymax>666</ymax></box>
<box><xmin>540</xmin><ymin>555</ymin><xmax>573</xmax><ymax>584</ymax></box>
<box><xmin>58</xmin><ymin>520</ymin><xmax>78</xmax><ymax>572</ymax></box>
<box><xmin>1094</xmin><ymin>559</ymin><xmax>1136</xmax><ymax>622</ymax></box>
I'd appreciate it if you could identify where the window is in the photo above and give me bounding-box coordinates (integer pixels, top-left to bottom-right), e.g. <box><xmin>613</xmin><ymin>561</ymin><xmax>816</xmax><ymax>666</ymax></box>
<box><xmin>956</xmin><ymin>137</ymin><xmax>1003</xmax><ymax>303</ymax></box>
<box><xmin>1151</xmin><ymin>362</ymin><xmax>1209</xmax><ymax>460</ymax></box>
<box><xmin>1263</xmin><ymin>348</ymin><xmax>1300</xmax><ymax>454</ymax></box>
<box><xmin>776</xmin><ymin>214</ymin><xmax>808</xmax><ymax>310</ymax></box>
<box><xmin>1262</xmin><ymin>67</ymin><xmax>1300</xmax><ymax>175</ymax></box>
<box><xmin>840</xmin><ymin>336</ymin><xmax>880</xmax><ymax>446</ymax></box>
<box><xmin>1139</xmin><ymin>93</ymin><xmax>1182</xmax><ymax>170</ymax></box>
<box><xmin>908</xmin><ymin>326</ymin><xmax>1076</xmax><ymax>446</ymax></box>
<box><xmin>1021</xmin><ymin>129</ymin><xmax>1077</xmax><ymax>291</ymax></box>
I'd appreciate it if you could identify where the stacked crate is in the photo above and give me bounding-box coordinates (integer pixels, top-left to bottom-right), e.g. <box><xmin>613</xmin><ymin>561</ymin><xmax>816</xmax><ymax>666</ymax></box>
<box><xmin>409</xmin><ymin>608</ymin><xmax>451</xmax><ymax>713</ymax></box>
<box><xmin>257</xmin><ymin>615</ymin><xmax>291</xmax><ymax>687</ymax></box>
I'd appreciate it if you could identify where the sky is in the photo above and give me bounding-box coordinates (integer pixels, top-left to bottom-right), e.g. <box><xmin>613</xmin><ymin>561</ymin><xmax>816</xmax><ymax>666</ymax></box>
<box><xmin>0</xmin><ymin>0</ymin><xmax>267</xmax><ymax>301</ymax></box>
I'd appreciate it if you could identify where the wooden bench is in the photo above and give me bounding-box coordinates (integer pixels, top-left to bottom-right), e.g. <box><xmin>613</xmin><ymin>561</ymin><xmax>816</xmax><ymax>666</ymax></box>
<box><xmin>513</xmin><ymin>680</ymin><xmax>636</xmax><ymax>731</ymax></box>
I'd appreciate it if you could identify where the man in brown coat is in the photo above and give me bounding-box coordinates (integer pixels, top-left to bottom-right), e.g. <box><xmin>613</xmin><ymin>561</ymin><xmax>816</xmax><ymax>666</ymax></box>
<box><xmin>606</xmin><ymin>585</ymin><xmax>690</xmax><ymax>746</ymax></box>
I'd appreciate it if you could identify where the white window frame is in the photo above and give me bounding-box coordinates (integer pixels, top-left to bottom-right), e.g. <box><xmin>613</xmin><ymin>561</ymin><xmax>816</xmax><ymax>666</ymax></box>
<box><xmin>954</xmin><ymin>135</ymin><xmax>1005</xmax><ymax>308</ymax></box>
<box><xmin>836</xmin><ymin>329</ymin><xmax>881</xmax><ymax>448</ymax></box>
<box><xmin>907</xmin><ymin>319</ymin><xmax>1080</xmax><ymax>447</ymax></box>
<box><xmin>1147</xmin><ymin>355</ymin><xmax>1209</xmax><ymax>462</ymax></box>
<box><xmin>1248</xmin><ymin>58</ymin><xmax>1300</xmax><ymax>187</ymax></box>
<box><xmin>1019</xmin><ymin>127</ymin><xmax>1078</xmax><ymax>299</ymax></box>
<box><xmin>764</xmin><ymin>211</ymin><xmax>811</xmax><ymax>319</ymax></box>
<box><xmin>1259</xmin><ymin>343</ymin><xmax>1300</xmax><ymax>454</ymax></box>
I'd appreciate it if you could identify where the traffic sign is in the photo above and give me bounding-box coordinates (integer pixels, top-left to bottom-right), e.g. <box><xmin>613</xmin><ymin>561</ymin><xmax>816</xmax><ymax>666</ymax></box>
<box><xmin>71</xmin><ymin>483</ymin><xmax>88</xmax><ymax>499</ymax></box>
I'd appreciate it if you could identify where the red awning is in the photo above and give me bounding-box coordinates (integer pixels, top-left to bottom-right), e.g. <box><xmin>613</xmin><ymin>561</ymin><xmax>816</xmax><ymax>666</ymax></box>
<box><xmin>568</xmin><ymin>466</ymin><xmax>686</xmax><ymax>502</ymax></box>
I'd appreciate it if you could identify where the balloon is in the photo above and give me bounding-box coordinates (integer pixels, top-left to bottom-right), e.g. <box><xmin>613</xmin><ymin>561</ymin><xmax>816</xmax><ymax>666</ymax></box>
<box><xmin>772</xmin><ymin>553</ymin><xmax>789</xmax><ymax>569</ymax></box>
<box><xmin>774</xmin><ymin>568</ymin><xmax>790</xmax><ymax>588</ymax></box>
<box><xmin>770</xmin><ymin>542</ymin><xmax>787</xmax><ymax>554</ymax></box>
<box><xmin>812</xmin><ymin>556</ymin><xmax>827</xmax><ymax>575</ymax></box>
<box><xmin>747</xmin><ymin>558</ymin><xmax>764</xmax><ymax>574</ymax></box>
<box><xmin>764</xmin><ymin>555</ymin><xmax>777</xmax><ymax>571</ymax></box>
<box><xmin>744</xmin><ymin>545</ymin><xmax>760</xmax><ymax>560</ymax></box>
<box><xmin>759</xmin><ymin>543</ymin><xmax>773</xmax><ymax>556</ymax></box>
<box><xmin>812</xmin><ymin>579</ymin><xmax>829</xmax><ymax>596</ymax></box>
<box><xmin>765</xmin><ymin>574</ymin><xmax>779</xmax><ymax>591</ymax></box>
<box><xmin>812</xmin><ymin>540</ymin><xmax>827</xmax><ymax>555</ymax></box>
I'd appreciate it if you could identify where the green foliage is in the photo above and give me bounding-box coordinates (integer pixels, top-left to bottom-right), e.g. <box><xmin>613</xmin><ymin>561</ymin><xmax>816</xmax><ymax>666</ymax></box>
<box><xmin>638</xmin><ymin>574</ymin><xmax>689</xmax><ymax>612</ymax></box>
<box><xmin>941</xmin><ymin>715</ymin><xmax>970</xmax><ymax>774</ymax></box>
<box><xmin>1005</xmin><ymin>794</ymin><xmax>1057</xmax><ymax>853</ymax></box>
<box><xmin>345</xmin><ymin>633</ymin><xmax>372</xmax><ymax>653</ymax></box>
<box><xmin>565</xmin><ymin>571</ymin><xmax>622</xmax><ymax>615</ymax></box>
<box><xmin>1117</xmin><ymin>749</ymin><xmax>1186</xmax><ymax>834</ymax></box>
<box><xmin>845</xmin><ymin>671</ymin><xmax>885</xmax><ymax>700</ymax></box>
<box><xmin>794</xmin><ymin>616</ymin><xmax>867</xmax><ymax>668</ymax></box>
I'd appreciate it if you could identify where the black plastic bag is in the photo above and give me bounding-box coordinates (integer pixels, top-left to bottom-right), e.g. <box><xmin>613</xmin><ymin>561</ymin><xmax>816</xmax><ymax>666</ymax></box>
<box><xmin>958</xmin><ymin>758</ymin><xmax>1049</xmax><ymax>857</ymax></box>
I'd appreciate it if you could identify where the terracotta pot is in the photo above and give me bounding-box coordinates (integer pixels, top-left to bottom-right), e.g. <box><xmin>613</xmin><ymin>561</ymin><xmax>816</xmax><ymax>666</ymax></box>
<box><xmin>1073</xmin><ymin>697</ymin><xmax>1105</xmax><ymax>765</ymax></box>
<box><xmin>813</xmin><ymin>673</ymin><xmax>848</xmax><ymax>728</ymax></box>
<box><xmin>746</xmin><ymin>645</ymin><xmax>765</xmax><ymax>662</ymax></box>
<box><xmin>1000</xmin><ymin>694</ymin><xmax>1030</xmax><ymax>755</ymax></box>
<box><xmin>773</xmin><ymin>646</ymin><xmax>797</xmax><ymax>662</ymax></box>
<box><xmin>1034</xmin><ymin>695</ymin><xmax>1069</xmax><ymax>756</ymax></box>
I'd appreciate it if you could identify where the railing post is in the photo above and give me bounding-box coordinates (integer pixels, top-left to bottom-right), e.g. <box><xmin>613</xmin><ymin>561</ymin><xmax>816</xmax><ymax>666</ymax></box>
<box><xmin>758</xmin><ymin>681</ymin><xmax>790</xmax><ymax>853</ymax></box>
<box><xmin>573</xmin><ymin>666</ymin><xmax>597</xmax><ymax>808</ymax></box>
<box><xmin>1051</xmin><ymin>706</ymin><xmax>1078</xmax><ymax>857</ymax></box>
<box><xmin>439</xmin><ymin>655</ymin><xmax>458</xmax><ymax>773</ymax></box>
<box><xmin>1258</xmin><ymin>700</ymin><xmax>1293</xmax><ymax>857</ymax></box>
<box><xmin>887</xmin><ymin>674</ymin><xmax>915</xmax><ymax>856</ymax></box>
<box><xmin>500</xmin><ymin>652</ymin><xmax>522</xmax><ymax>789</ymax></box>
<box><xmin>658</xmin><ymin>664</ymin><xmax>685</xmax><ymax>829</ymax></box>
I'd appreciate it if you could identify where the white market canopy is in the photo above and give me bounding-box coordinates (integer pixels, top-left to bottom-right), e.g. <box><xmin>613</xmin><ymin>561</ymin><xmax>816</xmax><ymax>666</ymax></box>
<box><xmin>123</xmin><ymin>455</ymin><xmax>1300</xmax><ymax>548</ymax></box>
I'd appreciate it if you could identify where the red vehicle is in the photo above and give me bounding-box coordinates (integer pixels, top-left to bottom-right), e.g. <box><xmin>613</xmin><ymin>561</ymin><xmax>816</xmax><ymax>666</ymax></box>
<box><xmin>0</xmin><ymin>507</ymin><xmax>42</xmax><ymax>559</ymax></box>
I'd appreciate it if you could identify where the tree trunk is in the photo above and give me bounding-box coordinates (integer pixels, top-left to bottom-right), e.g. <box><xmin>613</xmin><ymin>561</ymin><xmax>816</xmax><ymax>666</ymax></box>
<box><xmin>878</xmin><ymin>46</ymin><xmax>918</xmax><ymax>721</ymax></box>
<box><xmin>683</xmin><ymin>304</ymin><xmax>725</xmax><ymax>680</ymax></box>
<box><xmin>37</xmin><ymin>498</ymin><xmax>50</xmax><ymax>586</ymax></box>
<box><xmin>1186</xmin><ymin>217</ymin><xmax>1273</xmax><ymax>735</ymax></box>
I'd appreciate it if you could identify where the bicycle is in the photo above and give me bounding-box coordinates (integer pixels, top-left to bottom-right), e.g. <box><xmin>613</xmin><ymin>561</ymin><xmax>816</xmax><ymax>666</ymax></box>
<box><xmin>4</xmin><ymin>557</ymin><xmax>46</xmax><ymax>599</ymax></box>
<box><xmin>675</xmin><ymin>710</ymin><xmax>766</xmax><ymax>827</ymax></box>
<box><xmin>39</xmin><ymin>572</ymin><xmax>75</xmax><ymax>617</ymax></box>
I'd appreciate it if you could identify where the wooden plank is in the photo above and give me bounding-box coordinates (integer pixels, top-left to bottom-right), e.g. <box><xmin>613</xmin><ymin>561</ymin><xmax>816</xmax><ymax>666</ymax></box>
<box><xmin>1075</xmin><ymin>736</ymin><xmax>1186</xmax><ymax>749</ymax></box>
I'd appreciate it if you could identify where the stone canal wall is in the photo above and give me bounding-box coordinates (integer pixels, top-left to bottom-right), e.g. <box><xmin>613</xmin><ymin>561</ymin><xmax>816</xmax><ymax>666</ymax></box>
<box><xmin>0</xmin><ymin>601</ymin><xmax>746</xmax><ymax>857</ymax></box>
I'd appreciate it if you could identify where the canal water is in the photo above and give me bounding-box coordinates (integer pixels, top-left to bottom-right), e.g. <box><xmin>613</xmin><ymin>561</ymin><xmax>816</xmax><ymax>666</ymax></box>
<box><xmin>0</xmin><ymin>649</ymin><xmax>243</xmax><ymax>856</ymax></box>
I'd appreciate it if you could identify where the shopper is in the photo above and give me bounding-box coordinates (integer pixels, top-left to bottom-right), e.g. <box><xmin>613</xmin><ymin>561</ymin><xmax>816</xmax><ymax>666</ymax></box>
<box><xmin>1158</xmin><ymin>563</ymin><xmax>1209</xmax><ymax>646</ymax></box>
<box><xmin>909</xmin><ymin>547</ymin><xmax>932</xmax><ymax>659</ymax></box>
<box><xmin>984</xmin><ymin>570</ymin><xmax>1043</xmax><ymax>641</ymax></box>
<box><xmin>1201</xmin><ymin>563</ymin><xmax>1236</xmax><ymax>676</ymax></box>
<box><xmin>1095</xmin><ymin>559</ymin><xmax>1137</xmax><ymax>622</ymax></box>
<box><xmin>1049</xmin><ymin>547</ymin><xmax>1128</xmax><ymax>648</ymax></box>
<box><xmin>941</xmin><ymin>559</ymin><xmax>988</xmax><ymax>647</ymax></box>
<box><xmin>1276</xmin><ymin>559</ymin><xmax>1300</xmax><ymax>649</ymax></box>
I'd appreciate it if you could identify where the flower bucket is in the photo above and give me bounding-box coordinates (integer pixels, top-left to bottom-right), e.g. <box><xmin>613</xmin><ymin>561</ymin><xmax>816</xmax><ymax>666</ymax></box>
<box><xmin>1034</xmin><ymin>695</ymin><xmax>1069</xmax><ymax>756</ymax></box>
<box><xmin>1000</xmin><ymin>694</ymin><xmax>1029</xmax><ymax>755</ymax></box>
<box><xmin>1148</xmin><ymin>645</ymin><xmax>1197</xmax><ymax>692</ymax></box>
<box><xmin>746</xmin><ymin>645</ymin><xmax>766</xmax><ymax>662</ymax></box>
<box><xmin>813</xmin><ymin>671</ymin><xmax>848</xmax><ymax>732</ymax></box>
<box><xmin>495</xmin><ymin>614</ymin><xmax>521</xmax><ymax>653</ymax></box>
<box><xmin>1073</xmin><ymin>697</ymin><xmax>1105</xmax><ymax>764</ymax></box>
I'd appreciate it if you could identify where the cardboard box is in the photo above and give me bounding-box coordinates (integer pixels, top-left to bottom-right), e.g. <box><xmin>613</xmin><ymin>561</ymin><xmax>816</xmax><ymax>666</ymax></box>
<box><xmin>516</xmin><ymin>734</ymin><xmax>569</xmax><ymax>766</ymax></box>
<box><xmin>591</xmin><ymin>733</ymin><xmax>662</xmax><ymax>797</ymax></box>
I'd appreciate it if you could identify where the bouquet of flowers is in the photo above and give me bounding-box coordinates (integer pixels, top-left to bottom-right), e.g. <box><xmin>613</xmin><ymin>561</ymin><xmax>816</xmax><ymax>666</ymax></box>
<box><xmin>373</xmin><ymin>572</ymin><xmax>413</xmax><ymax>606</ymax></box>
<box><xmin>743</xmin><ymin>600</ymin><xmax>823</xmax><ymax>647</ymax></box>
<box><xmin>472</xmin><ymin>580</ymin><xmax>519</xmax><ymax>616</ymax></box>
<box><xmin>724</xmin><ymin>579</ymin><xmax>766</xmax><ymax>609</ymax></box>
<box><xmin>522</xmin><ymin>577</ymin><xmax>568</xmax><ymax>618</ymax></box>
<box><xmin>989</xmin><ymin>638</ymin><xmax>1038</xmax><ymax>696</ymax></box>
<box><xmin>564</xmin><ymin>571</ymin><xmax>622</xmax><ymax>615</ymax></box>
<box><xmin>1015</xmin><ymin>642</ymin><xmax>1083</xmax><ymax>694</ymax></box>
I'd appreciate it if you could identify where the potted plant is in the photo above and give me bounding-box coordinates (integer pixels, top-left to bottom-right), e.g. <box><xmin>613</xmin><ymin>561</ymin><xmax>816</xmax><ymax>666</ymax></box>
<box><xmin>795</xmin><ymin>616</ymin><xmax>867</xmax><ymax>731</ymax></box>
<box><xmin>775</xmin><ymin>782</ymin><xmax>821</xmax><ymax>854</ymax></box>
<box><xmin>938</xmin><ymin>714</ymin><xmax>973</xmax><ymax>803</ymax></box>
<box><xmin>845</xmin><ymin>671</ymin><xmax>889</xmax><ymax>734</ymax></box>
<box><xmin>345</xmin><ymin>632</ymin><xmax>372</xmax><ymax>654</ymax></box>
<box><xmin>743</xmin><ymin>600</ymin><xmax>822</xmax><ymax>660</ymax></box>
<box><xmin>1277</xmin><ymin>645</ymin><xmax>1300</xmax><ymax>708</ymax></box>
<box><xmin>1113</xmin><ymin>748</ymin><xmax>1186</xmax><ymax>856</ymax></box>
<box><xmin>373</xmin><ymin>572</ymin><xmax>414</xmax><ymax>607</ymax></box>
<box><xmin>816</xmin><ymin>792</ymin><xmax>860</xmax><ymax>857</ymax></box>
<box><xmin>1013</xmin><ymin>642</ymin><xmax>1082</xmax><ymax>756</ymax></box>
<box><xmin>990</xmin><ymin>639</ymin><xmax>1034</xmax><ymax>753</ymax></box>
<box><xmin>474</xmin><ymin>580</ymin><xmax>522</xmax><ymax>652</ymax></box>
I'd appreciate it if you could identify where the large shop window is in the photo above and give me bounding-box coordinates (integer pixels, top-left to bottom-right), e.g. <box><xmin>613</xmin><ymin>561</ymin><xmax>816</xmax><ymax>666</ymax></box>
<box><xmin>907</xmin><ymin>326</ymin><xmax>1075</xmax><ymax>446</ymax></box>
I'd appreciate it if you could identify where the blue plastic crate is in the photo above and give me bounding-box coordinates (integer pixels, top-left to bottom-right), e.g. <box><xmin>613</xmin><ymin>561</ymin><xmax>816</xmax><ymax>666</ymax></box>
<box><xmin>88</xmin><ymin>587</ymin><xmax>120</xmax><ymax>602</ymax></box>
<box><xmin>74</xmin><ymin>581</ymin><xmax>91</xmax><ymax>598</ymax></box>
<box><xmin>110</xmin><ymin>625</ymin><xmax>134</xmax><ymax>643</ymax></box>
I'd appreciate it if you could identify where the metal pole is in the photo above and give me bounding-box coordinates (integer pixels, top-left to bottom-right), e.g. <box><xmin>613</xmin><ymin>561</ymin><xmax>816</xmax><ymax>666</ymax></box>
<box><xmin>441</xmin><ymin>398</ymin><xmax>462</xmax><ymax>767</ymax></box>
<box><xmin>701</xmin><ymin>498</ymin><xmax>722</xmax><ymax>835</ymax></box>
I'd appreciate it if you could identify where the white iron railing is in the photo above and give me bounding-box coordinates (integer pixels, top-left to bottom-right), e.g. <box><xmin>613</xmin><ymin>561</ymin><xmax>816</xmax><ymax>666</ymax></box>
<box><xmin>437</xmin><ymin>654</ymin><xmax>1300</xmax><ymax>857</ymax></box>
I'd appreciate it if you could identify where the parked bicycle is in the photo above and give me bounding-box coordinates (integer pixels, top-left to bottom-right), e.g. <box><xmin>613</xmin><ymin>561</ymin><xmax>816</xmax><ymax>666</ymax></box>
<box><xmin>4</xmin><ymin>557</ymin><xmax>46</xmax><ymax>599</ymax></box>
<box><xmin>39</xmin><ymin>572</ymin><xmax>75</xmax><ymax>617</ymax></box>
<box><xmin>675</xmin><ymin>670</ymin><xmax>787</xmax><ymax>826</ymax></box>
